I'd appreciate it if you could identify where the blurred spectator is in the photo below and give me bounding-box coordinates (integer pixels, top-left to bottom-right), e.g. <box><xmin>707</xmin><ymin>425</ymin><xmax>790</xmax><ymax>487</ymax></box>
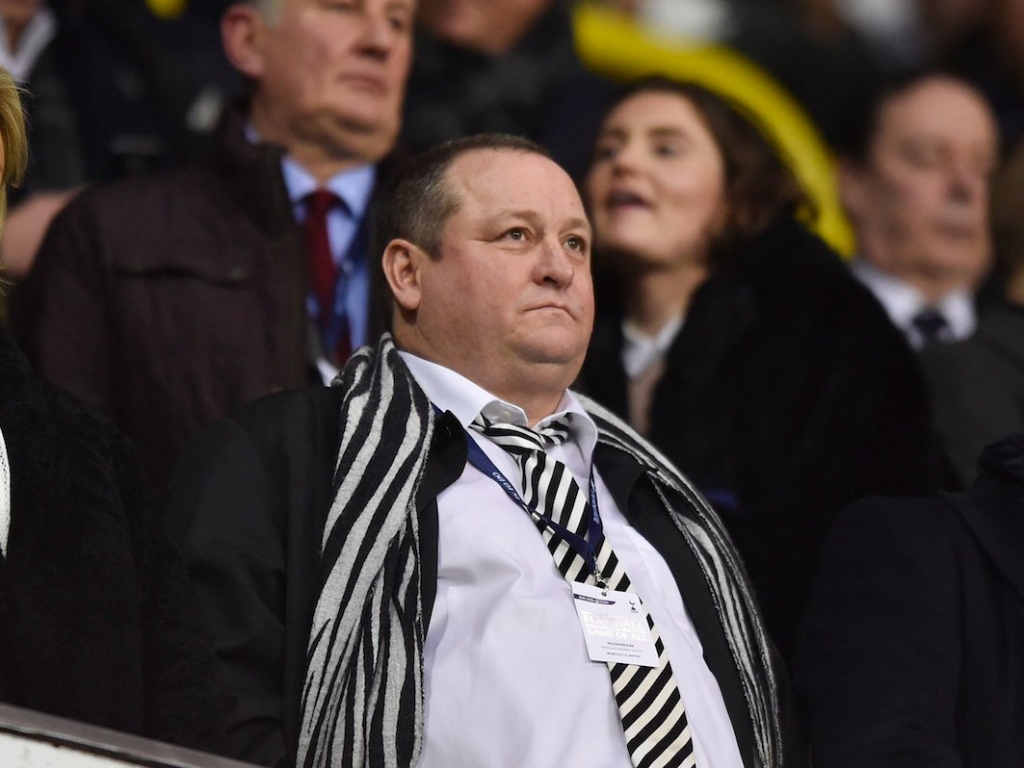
<box><xmin>0</xmin><ymin>0</ymin><xmax>237</xmax><ymax>278</ymax></box>
<box><xmin>0</xmin><ymin>64</ymin><xmax>219</xmax><ymax>751</ymax></box>
<box><xmin>401</xmin><ymin>0</ymin><xmax>613</xmax><ymax>181</ymax></box>
<box><xmin>842</xmin><ymin>71</ymin><xmax>999</xmax><ymax>349</ymax></box>
<box><xmin>798</xmin><ymin>432</ymin><xmax>1024</xmax><ymax>765</ymax></box>
<box><xmin>12</xmin><ymin>0</ymin><xmax>413</xmax><ymax>486</ymax></box>
<box><xmin>578</xmin><ymin>76</ymin><xmax>937</xmax><ymax>660</ymax></box>
<box><xmin>918</xmin><ymin>131</ymin><xmax>1024</xmax><ymax>487</ymax></box>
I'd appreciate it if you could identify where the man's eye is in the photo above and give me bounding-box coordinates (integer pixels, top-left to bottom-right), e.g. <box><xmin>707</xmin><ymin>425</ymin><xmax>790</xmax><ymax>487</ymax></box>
<box><xmin>505</xmin><ymin>228</ymin><xmax>527</xmax><ymax>241</ymax></box>
<box><xmin>566</xmin><ymin>235</ymin><xmax>586</xmax><ymax>252</ymax></box>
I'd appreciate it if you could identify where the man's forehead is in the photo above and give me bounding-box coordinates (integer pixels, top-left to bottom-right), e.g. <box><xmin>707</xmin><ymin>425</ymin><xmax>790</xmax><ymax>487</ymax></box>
<box><xmin>446</xmin><ymin>148</ymin><xmax>583</xmax><ymax>210</ymax></box>
<box><xmin>878</xmin><ymin>81</ymin><xmax>993</xmax><ymax>135</ymax></box>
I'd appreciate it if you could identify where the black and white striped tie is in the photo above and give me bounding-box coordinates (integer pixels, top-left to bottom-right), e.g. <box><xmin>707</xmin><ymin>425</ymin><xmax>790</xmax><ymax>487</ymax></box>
<box><xmin>471</xmin><ymin>413</ymin><xmax>697</xmax><ymax>768</ymax></box>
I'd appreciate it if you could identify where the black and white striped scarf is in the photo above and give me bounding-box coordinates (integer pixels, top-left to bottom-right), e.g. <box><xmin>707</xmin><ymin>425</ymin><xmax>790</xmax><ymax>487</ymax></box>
<box><xmin>298</xmin><ymin>335</ymin><xmax>782</xmax><ymax>768</ymax></box>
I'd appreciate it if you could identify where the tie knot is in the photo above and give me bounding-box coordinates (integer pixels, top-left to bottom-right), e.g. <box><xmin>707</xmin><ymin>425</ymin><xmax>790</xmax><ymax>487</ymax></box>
<box><xmin>470</xmin><ymin>413</ymin><xmax>573</xmax><ymax>454</ymax></box>
<box><xmin>304</xmin><ymin>189</ymin><xmax>341</xmax><ymax>220</ymax></box>
<box><xmin>911</xmin><ymin>307</ymin><xmax>950</xmax><ymax>344</ymax></box>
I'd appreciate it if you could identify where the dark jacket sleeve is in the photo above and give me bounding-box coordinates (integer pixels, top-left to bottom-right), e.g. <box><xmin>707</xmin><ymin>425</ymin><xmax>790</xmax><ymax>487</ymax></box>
<box><xmin>12</xmin><ymin>192</ymin><xmax>116</xmax><ymax>418</ymax></box>
<box><xmin>796</xmin><ymin>498</ymin><xmax>964</xmax><ymax>767</ymax></box>
<box><xmin>163</xmin><ymin>415</ymin><xmax>290</xmax><ymax>767</ymax></box>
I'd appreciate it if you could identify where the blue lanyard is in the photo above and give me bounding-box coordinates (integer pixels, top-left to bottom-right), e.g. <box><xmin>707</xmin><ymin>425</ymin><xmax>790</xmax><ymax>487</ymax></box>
<box><xmin>463</xmin><ymin>429</ymin><xmax>608</xmax><ymax>586</ymax></box>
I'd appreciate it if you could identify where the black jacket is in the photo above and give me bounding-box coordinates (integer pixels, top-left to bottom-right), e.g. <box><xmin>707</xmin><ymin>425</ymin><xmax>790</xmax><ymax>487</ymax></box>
<box><xmin>164</xmin><ymin>384</ymin><xmax>806</xmax><ymax>767</ymax></box>
<box><xmin>0</xmin><ymin>333</ymin><xmax>217</xmax><ymax>748</ymax></box>
<box><xmin>580</xmin><ymin>216</ymin><xmax>938</xmax><ymax>660</ymax></box>
<box><xmin>797</xmin><ymin>433</ymin><xmax>1024</xmax><ymax>765</ymax></box>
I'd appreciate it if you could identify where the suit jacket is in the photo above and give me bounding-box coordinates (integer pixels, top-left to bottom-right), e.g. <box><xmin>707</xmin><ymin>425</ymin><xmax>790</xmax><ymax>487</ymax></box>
<box><xmin>797</xmin><ymin>433</ymin><xmax>1024</xmax><ymax>766</ymax></box>
<box><xmin>12</xmin><ymin>103</ymin><xmax>394</xmax><ymax>487</ymax></box>
<box><xmin>164</xmin><ymin>385</ymin><xmax>805</xmax><ymax>768</ymax></box>
<box><xmin>0</xmin><ymin>332</ymin><xmax>218</xmax><ymax>749</ymax></box>
<box><xmin>919</xmin><ymin>304</ymin><xmax>1024</xmax><ymax>488</ymax></box>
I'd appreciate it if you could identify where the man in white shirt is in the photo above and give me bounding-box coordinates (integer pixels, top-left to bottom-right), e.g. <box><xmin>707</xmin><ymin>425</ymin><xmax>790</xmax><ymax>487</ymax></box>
<box><xmin>165</xmin><ymin>134</ymin><xmax>800</xmax><ymax>768</ymax></box>
<box><xmin>841</xmin><ymin>71</ymin><xmax>999</xmax><ymax>349</ymax></box>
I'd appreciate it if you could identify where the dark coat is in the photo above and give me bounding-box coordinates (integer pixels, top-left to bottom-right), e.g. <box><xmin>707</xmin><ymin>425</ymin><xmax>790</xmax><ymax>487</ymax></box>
<box><xmin>796</xmin><ymin>433</ymin><xmax>1024</xmax><ymax>766</ymax></box>
<box><xmin>580</xmin><ymin>216</ymin><xmax>938</xmax><ymax>660</ymax></box>
<box><xmin>0</xmin><ymin>333</ymin><xmax>218</xmax><ymax>748</ymax></box>
<box><xmin>919</xmin><ymin>303</ymin><xmax>1024</xmax><ymax>488</ymax></box>
<box><xmin>12</xmin><ymin>104</ymin><xmax>392</xmax><ymax>487</ymax></box>
<box><xmin>163</xmin><ymin>385</ymin><xmax>806</xmax><ymax>768</ymax></box>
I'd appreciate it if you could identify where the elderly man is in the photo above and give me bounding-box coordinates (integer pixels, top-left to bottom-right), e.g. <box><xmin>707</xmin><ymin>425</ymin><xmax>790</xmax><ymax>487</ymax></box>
<box><xmin>165</xmin><ymin>135</ymin><xmax>803</xmax><ymax>768</ymax></box>
<box><xmin>12</xmin><ymin>0</ymin><xmax>414</xmax><ymax>483</ymax></box>
<box><xmin>840</xmin><ymin>70</ymin><xmax>999</xmax><ymax>350</ymax></box>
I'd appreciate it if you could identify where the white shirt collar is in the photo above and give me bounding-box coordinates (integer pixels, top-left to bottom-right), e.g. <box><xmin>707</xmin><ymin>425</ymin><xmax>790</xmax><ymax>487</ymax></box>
<box><xmin>621</xmin><ymin>314</ymin><xmax>684</xmax><ymax>378</ymax></box>
<box><xmin>851</xmin><ymin>259</ymin><xmax>976</xmax><ymax>344</ymax></box>
<box><xmin>0</xmin><ymin>6</ymin><xmax>56</xmax><ymax>83</ymax></box>
<box><xmin>398</xmin><ymin>352</ymin><xmax>598</xmax><ymax>462</ymax></box>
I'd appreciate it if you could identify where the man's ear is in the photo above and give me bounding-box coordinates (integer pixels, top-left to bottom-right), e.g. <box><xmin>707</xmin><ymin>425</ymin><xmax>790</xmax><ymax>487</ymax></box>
<box><xmin>222</xmin><ymin>4</ymin><xmax>267</xmax><ymax>80</ymax></box>
<box><xmin>382</xmin><ymin>239</ymin><xmax>425</xmax><ymax>312</ymax></box>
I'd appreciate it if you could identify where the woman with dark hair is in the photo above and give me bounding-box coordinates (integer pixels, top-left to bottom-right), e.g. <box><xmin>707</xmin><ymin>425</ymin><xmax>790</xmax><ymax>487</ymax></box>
<box><xmin>580</xmin><ymin>77</ymin><xmax>939</xmax><ymax>660</ymax></box>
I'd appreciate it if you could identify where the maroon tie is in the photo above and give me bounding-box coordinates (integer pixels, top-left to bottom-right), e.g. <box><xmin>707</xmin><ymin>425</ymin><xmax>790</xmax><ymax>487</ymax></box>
<box><xmin>303</xmin><ymin>189</ymin><xmax>340</xmax><ymax>325</ymax></box>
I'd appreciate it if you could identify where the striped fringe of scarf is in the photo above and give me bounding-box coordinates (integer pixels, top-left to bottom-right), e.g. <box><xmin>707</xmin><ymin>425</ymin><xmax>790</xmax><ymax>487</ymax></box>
<box><xmin>296</xmin><ymin>335</ymin><xmax>782</xmax><ymax>768</ymax></box>
<box><xmin>297</xmin><ymin>335</ymin><xmax>435</xmax><ymax>768</ymax></box>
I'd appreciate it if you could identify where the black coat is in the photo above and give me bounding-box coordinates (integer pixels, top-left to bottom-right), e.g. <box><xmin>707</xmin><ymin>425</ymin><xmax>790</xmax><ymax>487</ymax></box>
<box><xmin>163</xmin><ymin>385</ymin><xmax>806</xmax><ymax>768</ymax></box>
<box><xmin>0</xmin><ymin>333</ymin><xmax>218</xmax><ymax>748</ymax></box>
<box><xmin>580</xmin><ymin>216</ymin><xmax>938</xmax><ymax>660</ymax></box>
<box><xmin>797</xmin><ymin>433</ymin><xmax>1024</xmax><ymax>765</ymax></box>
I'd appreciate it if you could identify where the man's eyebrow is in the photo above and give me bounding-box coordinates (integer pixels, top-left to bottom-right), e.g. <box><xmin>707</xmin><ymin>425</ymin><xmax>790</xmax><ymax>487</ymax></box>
<box><xmin>565</xmin><ymin>216</ymin><xmax>592</xmax><ymax>235</ymax></box>
<box><xmin>495</xmin><ymin>210</ymin><xmax>592</xmax><ymax>233</ymax></box>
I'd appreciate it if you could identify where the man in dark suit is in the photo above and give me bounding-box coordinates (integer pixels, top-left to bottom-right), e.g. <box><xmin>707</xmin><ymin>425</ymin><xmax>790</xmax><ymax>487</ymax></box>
<box><xmin>165</xmin><ymin>134</ymin><xmax>803</xmax><ymax>768</ymax></box>
<box><xmin>12</xmin><ymin>0</ymin><xmax>414</xmax><ymax>485</ymax></box>
<box><xmin>797</xmin><ymin>433</ymin><xmax>1024</xmax><ymax>765</ymax></box>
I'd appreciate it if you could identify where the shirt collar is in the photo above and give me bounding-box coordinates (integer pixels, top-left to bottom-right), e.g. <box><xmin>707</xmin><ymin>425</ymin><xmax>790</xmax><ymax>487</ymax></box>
<box><xmin>621</xmin><ymin>314</ymin><xmax>684</xmax><ymax>378</ymax></box>
<box><xmin>280</xmin><ymin>155</ymin><xmax>376</xmax><ymax>220</ymax></box>
<box><xmin>243</xmin><ymin>121</ymin><xmax>376</xmax><ymax>219</ymax></box>
<box><xmin>398</xmin><ymin>351</ymin><xmax>598</xmax><ymax>462</ymax></box>
<box><xmin>851</xmin><ymin>258</ymin><xmax>976</xmax><ymax>338</ymax></box>
<box><xmin>0</xmin><ymin>6</ymin><xmax>56</xmax><ymax>82</ymax></box>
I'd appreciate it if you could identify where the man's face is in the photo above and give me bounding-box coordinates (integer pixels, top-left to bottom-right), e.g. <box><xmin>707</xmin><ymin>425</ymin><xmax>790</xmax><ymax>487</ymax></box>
<box><xmin>843</xmin><ymin>77</ymin><xmax>998</xmax><ymax>295</ymax></box>
<box><xmin>245</xmin><ymin>0</ymin><xmax>414</xmax><ymax>165</ymax></box>
<box><xmin>410</xmin><ymin>149</ymin><xmax>594</xmax><ymax>398</ymax></box>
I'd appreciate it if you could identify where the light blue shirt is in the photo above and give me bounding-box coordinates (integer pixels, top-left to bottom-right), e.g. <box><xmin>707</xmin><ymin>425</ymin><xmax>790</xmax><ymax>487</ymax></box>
<box><xmin>281</xmin><ymin>157</ymin><xmax>377</xmax><ymax>355</ymax></box>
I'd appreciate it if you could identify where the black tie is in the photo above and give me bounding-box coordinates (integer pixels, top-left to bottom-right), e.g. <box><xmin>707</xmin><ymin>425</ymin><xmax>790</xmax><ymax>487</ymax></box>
<box><xmin>912</xmin><ymin>307</ymin><xmax>950</xmax><ymax>347</ymax></box>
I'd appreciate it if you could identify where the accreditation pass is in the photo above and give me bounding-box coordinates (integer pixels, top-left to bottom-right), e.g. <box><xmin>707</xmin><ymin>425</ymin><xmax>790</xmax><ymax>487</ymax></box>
<box><xmin>571</xmin><ymin>583</ymin><xmax>659</xmax><ymax>667</ymax></box>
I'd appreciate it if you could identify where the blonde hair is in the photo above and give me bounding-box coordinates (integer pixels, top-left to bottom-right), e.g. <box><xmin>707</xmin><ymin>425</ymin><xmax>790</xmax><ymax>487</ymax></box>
<box><xmin>0</xmin><ymin>66</ymin><xmax>28</xmax><ymax>232</ymax></box>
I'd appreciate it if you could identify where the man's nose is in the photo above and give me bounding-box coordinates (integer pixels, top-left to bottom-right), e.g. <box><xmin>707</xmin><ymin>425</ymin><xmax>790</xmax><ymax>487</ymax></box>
<box><xmin>534</xmin><ymin>239</ymin><xmax>576</xmax><ymax>287</ymax></box>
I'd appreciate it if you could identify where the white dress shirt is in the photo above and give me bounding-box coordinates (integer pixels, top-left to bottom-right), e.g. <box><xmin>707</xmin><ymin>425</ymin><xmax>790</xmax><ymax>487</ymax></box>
<box><xmin>400</xmin><ymin>353</ymin><xmax>743</xmax><ymax>768</ymax></box>
<box><xmin>851</xmin><ymin>259</ymin><xmax>976</xmax><ymax>349</ymax></box>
